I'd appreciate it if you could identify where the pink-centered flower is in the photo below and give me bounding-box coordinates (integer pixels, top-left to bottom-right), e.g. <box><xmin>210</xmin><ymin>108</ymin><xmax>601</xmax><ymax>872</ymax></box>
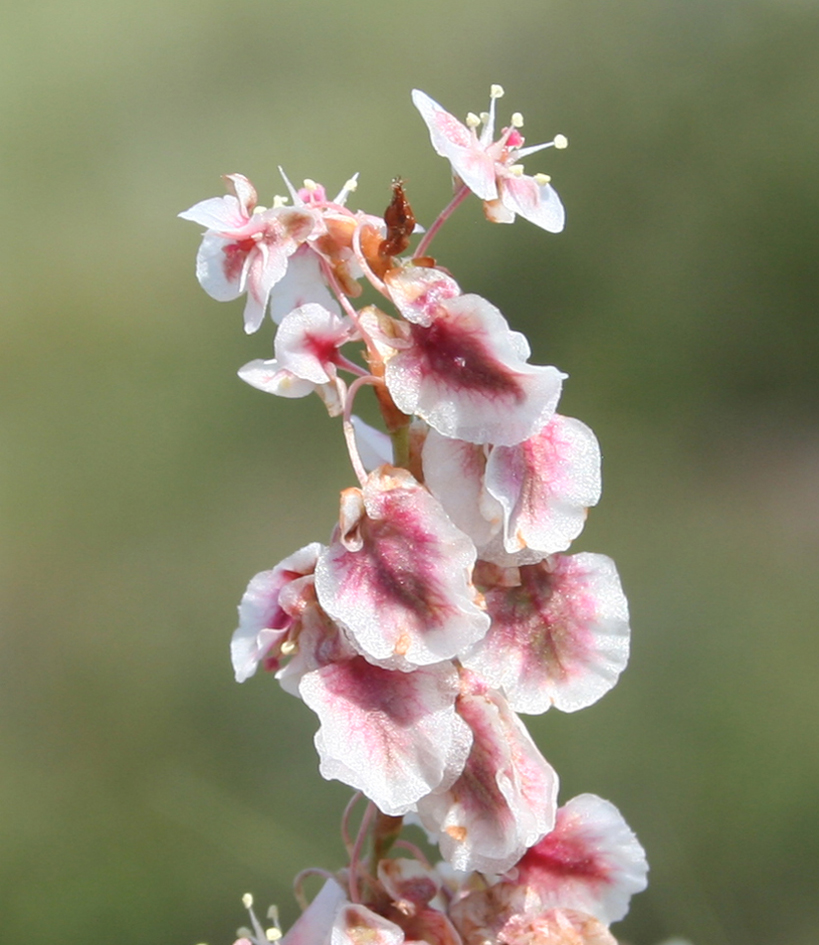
<box><xmin>314</xmin><ymin>465</ymin><xmax>489</xmax><ymax>669</ymax></box>
<box><xmin>179</xmin><ymin>173</ymin><xmax>317</xmax><ymax>334</ymax></box>
<box><xmin>299</xmin><ymin>657</ymin><xmax>472</xmax><ymax>816</ymax></box>
<box><xmin>238</xmin><ymin>302</ymin><xmax>356</xmax><ymax>416</ymax></box>
<box><xmin>463</xmin><ymin>554</ymin><xmax>630</xmax><ymax>715</ymax></box>
<box><xmin>384</xmin><ymin>266</ymin><xmax>565</xmax><ymax>446</ymax></box>
<box><xmin>412</xmin><ymin>86</ymin><xmax>567</xmax><ymax>232</ymax></box>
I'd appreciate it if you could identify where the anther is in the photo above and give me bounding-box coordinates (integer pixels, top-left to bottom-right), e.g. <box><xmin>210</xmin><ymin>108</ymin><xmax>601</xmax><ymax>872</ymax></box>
<box><xmin>272</xmin><ymin>195</ymin><xmax>289</xmax><ymax>208</ymax></box>
<box><xmin>534</xmin><ymin>173</ymin><xmax>552</xmax><ymax>185</ymax></box>
<box><xmin>302</xmin><ymin>179</ymin><xmax>319</xmax><ymax>191</ymax></box>
<box><xmin>343</xmin><ymin>177</ymin><xmax>358</xmax><ymax>193</ymax></box>
<box><xmin>490</xmin><ymin>84</ymin><xmax>505</xmax><ymax>99</ymax></box>
<box><xmin>511</xmin><ymin>112</ymin><xmax>524</xmax><ymax>128</ymax></box>
<box><xmin>280</xmin><ymin>640</ymin><xmax>297</xmax><ymax>655</ymax></box>
<box><xmin>479</xmin><ymin>111</ymin><xmax>490</xmax><ymax>125</ymax></box>
<box><xmin>509</xmin><ymin>164</ymin><xmax>525</xmax><ymax>177</ymax></box>
<box><xmin>553</xmin><ymin>134</ymin><xmax>568</xmax><ymax>149</ymax></box>
<box><xmin>465</xmin><ymin>112</ymin><xmax>481</xmax><ymax>129</ymax></box>
<box><xmin>242</xmin><ymin>893</ymin><xmax>254</xmax><ymax>910</ymax></box>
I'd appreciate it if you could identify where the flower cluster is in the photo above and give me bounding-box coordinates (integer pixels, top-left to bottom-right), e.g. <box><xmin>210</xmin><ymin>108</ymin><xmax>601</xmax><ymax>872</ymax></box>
<box><xmin>182</xmin><ymin>86</ymin><xmax>647</xmax><ymax>945</ymax></box>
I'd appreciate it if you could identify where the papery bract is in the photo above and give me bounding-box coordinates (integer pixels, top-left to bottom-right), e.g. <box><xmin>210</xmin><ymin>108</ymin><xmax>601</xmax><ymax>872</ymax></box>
<box><xmin>463</xmin><ymin>554</ymin><xmax>630</xmax><ymax>714</ymax></box>
<box><xmin>510</xmin><ymin>794</ymin><xmax>648</xmax><ymax>924</ymax></box>
<box><xmin>315</xmin><ymin>466</ymin><xmax>489</xmax><ymax>669</ymax></box>
<box><xmin>416</xmin><ymin>673</ymin><xmax>558</xmax><ymax>874</ymax></box>
<box><xmin>384</xmin><ymin>268</ymin><xmax>565</xmax><ymax>446</ymax></box>
<box><xmin>299</xmin><ymin>657</ymin><xmax>472</xmax><ymax>815</ymax></box>
<box><xmin>486</xmin><ymin>414</ymin><xmax>601</xmax><ymax>555</ymax></box>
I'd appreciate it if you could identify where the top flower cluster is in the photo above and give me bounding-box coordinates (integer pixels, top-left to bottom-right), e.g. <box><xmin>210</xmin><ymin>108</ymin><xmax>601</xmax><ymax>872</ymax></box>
<box><xmin>182</xmin><ymin>87</ymin><xmax>646</xmax><ymax>945</ymax></box>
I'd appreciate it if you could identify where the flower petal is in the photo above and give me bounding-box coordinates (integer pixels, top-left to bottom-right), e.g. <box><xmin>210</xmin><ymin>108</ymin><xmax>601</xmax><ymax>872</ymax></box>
<box><xmin>464</xmin><ymin>554</ymin><xmax>630</xmax><ymax>714</ymax></box>
<box><xmin>500</xmin><ymin>175</ymin><xmax>565</xmax><ymax>233</ymax></box>
<box><xmin>300</xmin><ymin>657</ymin><xmax>472</xmax><ymax>815</ymax></box>
<box><xmin>485</xmin><ymin>414</ymin><xmax>601</xmax><ymax>555</ymax></box>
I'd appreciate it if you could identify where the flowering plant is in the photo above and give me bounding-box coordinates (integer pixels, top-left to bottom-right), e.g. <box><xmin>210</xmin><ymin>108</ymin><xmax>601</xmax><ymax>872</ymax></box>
<box><xmin>182</xmin><ymin>85</ymin><xmax>648</xmax><ymax>945</ymax></box>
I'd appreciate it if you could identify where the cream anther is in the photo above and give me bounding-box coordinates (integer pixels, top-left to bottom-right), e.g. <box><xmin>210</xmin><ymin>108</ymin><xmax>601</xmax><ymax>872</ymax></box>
<box><xmin>553</xmin><ymin>134</ymin><xmax>568</xmax><ymax>149</ymax></box>
<box><xmin>266</xmin><ymin>928</ymin><xmax>282</xmax><ymax>941</ymax></box>
<box><xmin>490</xmin><ymin>84</ymin><xmax>505</xmax><ymax>99</ymax></box>
<box><xmin>509</xmin><ymin>164</ymin><xmax>525</xmax><ymax>177</ymax></box>
<box><xmin>534</xmin><ymin>173</ymin><xmax>552</xmax><ymax>185</ymax></box>
<box><xmin>242</xmin><ymin>893</ymin><xmax>254</xmax><ymax>910</ymax></box>
<box><xmin>302</xmin><ymin>178</ymin><xmax>319</xmax><ymax>191</ymax></box>
<box><xmin>280</xmin><ymin>640</ymin><xmax>297</xmax><ymax>655</ymax></box>
<box><xmin>479</xmin><ymin>111</ymin><xmax>490</xmax><ymax>125</ymax></box>
<box><xmin>343</xmin><ymin>177</ymin><xmax>358</xmax><ymax>193</ymax></box>
<box><xmin>511</xmin><ymin>112</ymin><xmax>524</xmax><ymax>128</ymax></box>
<box><xmin>466</xmin><ymin>112</ymin><xmax>481</xmax><ymax>129</ymax></box>
<box><xmin>272</xmin><ymin>195</ymin><xmax>289</xmax><ymax>208</ymax></box>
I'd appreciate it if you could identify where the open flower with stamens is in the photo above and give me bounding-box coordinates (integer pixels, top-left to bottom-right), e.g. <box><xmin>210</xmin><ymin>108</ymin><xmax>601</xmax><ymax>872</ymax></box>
<box><xmin>179</xmin><ymin>173</ymin><xmax>317</xmax><ymax>333</ymax></box>
<box><xmin>412</xmin><ymin>86</ymin><xmax>567</xmax><ymax>232</ymax></box>
<box><xmin>383</xmin><ymin>266</ymin><xmax>565</xmax><ymax>446</ymax></box>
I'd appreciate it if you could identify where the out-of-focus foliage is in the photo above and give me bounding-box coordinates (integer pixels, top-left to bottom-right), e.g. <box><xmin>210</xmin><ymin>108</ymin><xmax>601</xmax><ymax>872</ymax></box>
<box><xmin>1</xmin><ymin>2</ymin><xmax>817</xmax><ymax>944</ymax></box>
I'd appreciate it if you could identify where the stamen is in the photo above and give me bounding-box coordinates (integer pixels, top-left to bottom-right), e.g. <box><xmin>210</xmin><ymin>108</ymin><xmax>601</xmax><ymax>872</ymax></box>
<box><xmin>479</xmin><ymin>111</ymin><xmax>490</xmax><ymax>125</ymax></box>
<box><xmin>465</xmin><ymin>112</ymin><xmax>481</xmax><ymax>129</ymax></box>
<box><xmin>271</xmin><ymin>195</ymin><xmax>289</xmax><ymax>208</ymax></box>
<box><xmin>511</xmin><ymin>112</ymin><xmax>524</xmax><ymax>128</ymax></box>
<box><xmin>534</xmin><ymin>173</ymin><xmax>552</xmax><ymax>185</ymax></box>
<box><xmin>490</xmin><ymin>84</ymin><xmax>505</xmax><ymax>99</ymax></box>
<box><xmin>509</xmin><ymin>164</ymin><xmax>525</xmax><ymax>177</ymax></box>
<box><xmin>554</xmin><ymin>134</ymin><xmax>568</xmax><ymax>149</ymax></box>
<box><xmin>280</xmin><ymin>639</ymin><xmax>297</xmax><ymax>655</ymax></box>
<box><xmin>243</xmin><ymin>893</ymin><xmax>254</xmax><ymax>910</ymax></box>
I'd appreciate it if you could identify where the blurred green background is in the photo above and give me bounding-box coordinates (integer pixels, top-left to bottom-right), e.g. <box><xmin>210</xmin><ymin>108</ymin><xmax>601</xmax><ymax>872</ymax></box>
<box><xmin>1</xmin><ymin>1</ymin><xmax>818</xmax><ymax>943</ymax></box>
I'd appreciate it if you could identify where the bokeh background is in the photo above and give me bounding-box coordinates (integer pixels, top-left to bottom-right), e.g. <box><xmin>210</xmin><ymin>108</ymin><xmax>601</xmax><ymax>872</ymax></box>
<box><xmin>2</xmin><ymin>1</ymin><xmax>818</xmax><ymax>943</ymax></box>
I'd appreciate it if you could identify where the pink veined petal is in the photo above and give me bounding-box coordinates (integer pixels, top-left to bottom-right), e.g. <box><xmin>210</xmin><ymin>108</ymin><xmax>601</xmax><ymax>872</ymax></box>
<box><xmin>315</xmin><ymin>467</ymin><xmax>489</xmax><ymax>669</ymax></box>
<box><xmin>242</xmin><ymin>239</ymin><xmax>290</xmax><ymax>333</ymax></box>
<box><xmin>411</xmin><ymin>90</ymin><xmax>498</xmax><ymax>201</ymax></box>
<box><xmin>499</xmin><ymin>175</ymin><xmax>566</xmax><ymax>233</ymax></box>
<box><xmin>511</xmin><ymin>794</ymin><xmax>648</xmax><ymax>924</ymax></box>
<box><xmin>421</xmin><ymin>430</ymin><xmax>501</xmax><ymax>550</ymax></box>
<box><xmin>299</xmin><ymin>657</ymin><xmax>472</xmax><ymax>816</ymax></box>
<box><xmin>463</xmin><ymin>553</ymin><xmax>630</xmax><ymax>715</ymax></box>
<box><xmin>416</xmin><ymin>679</ymin><xmax>558</xmax><ymax>874</ymax></box>
<box><xmin>385</xmin><ymin>266</ymin><xmax>462</xmax><ymax>328</ymax></box>
<box><xmin>485</xmin><ymin>415</ymin><xmax>602</xmax><ymax>556</ymax></box>
<box><xmin>194</xmin><ymin>231</ymin><xmax>249</xmax><ymax>301</ymax></box>
<box><xmin>274</xmin><ymin>304</ymin><xmax>351</xmax><ymax>384</ymax></box>
<box><xmin>385</xmin><ymin>294</ymin><xmax>565</xmax><ymax>446</ymax></box>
